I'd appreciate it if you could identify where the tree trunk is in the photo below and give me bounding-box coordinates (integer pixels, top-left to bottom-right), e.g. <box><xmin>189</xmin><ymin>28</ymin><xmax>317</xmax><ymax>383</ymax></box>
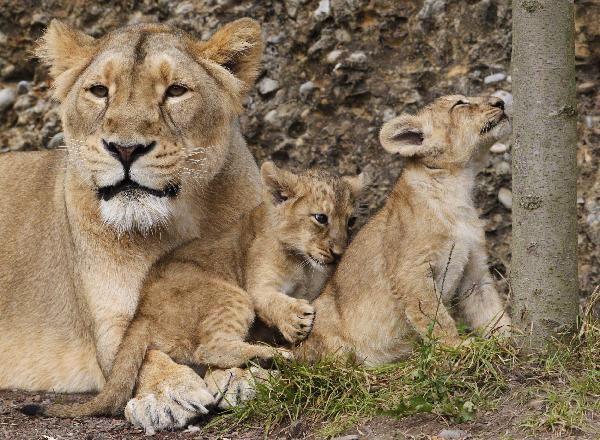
<box><xmin>511</xmin><ymin>0</ymin><xmax>579</xmax><ymax>349</ymax></box>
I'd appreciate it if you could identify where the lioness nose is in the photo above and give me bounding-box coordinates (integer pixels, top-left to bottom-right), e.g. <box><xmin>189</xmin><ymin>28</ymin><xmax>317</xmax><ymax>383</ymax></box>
<box><xmin>489</xmin><ymin>97</ymin><xmax>505</xmax><ymax>110</ymax></box>
<box><xmin>103</xmin><ymin>140</ymin><xmax>156</xmax><ymax>168</ymax></box>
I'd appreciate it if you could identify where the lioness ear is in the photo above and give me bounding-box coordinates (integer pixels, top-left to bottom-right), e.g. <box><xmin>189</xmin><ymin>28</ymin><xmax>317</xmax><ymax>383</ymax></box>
<box><xmin>35</xmin><ymin>20</ymin><xmax>96</xmax><ymax>80</ymax></box>
<box><xmin>379</xmin><ymin>114</ymin><xmax>426</xmax><ymax>157</ymax></box>
<box><xmin>198</xmin><ymin>18</ymin><xmax>263</xmax><ymax>92</ymax></box>
<box><xmin>260</xmin><ymin>161</ymin><xmax>298</xmax><ymax>204</ymax></box>
<box><xmin>342</xmin><ymin>172</ymin><xmax>369</xmax><ymax>198</ymax></box>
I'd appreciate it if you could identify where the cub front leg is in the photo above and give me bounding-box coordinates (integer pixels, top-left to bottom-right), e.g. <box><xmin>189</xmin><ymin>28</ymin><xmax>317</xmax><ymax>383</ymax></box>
<box><xmin>457</xmin><ymin>248</ymin><xmax>512</xmax><ymax>336</ymax></box>
<box><xmin>124</xmin><ymin>350</ymin><xmax>216</xmax><ymax>435</ymax></box>
<box><xmin>396</xmin><ymin>266</ymin><xmax>462</xmax><ymax>347</ymax></box>
<box><xmin>251</xmin><ymin>287</ymin><xmax>316</xmax><ymax>343</ymax></box>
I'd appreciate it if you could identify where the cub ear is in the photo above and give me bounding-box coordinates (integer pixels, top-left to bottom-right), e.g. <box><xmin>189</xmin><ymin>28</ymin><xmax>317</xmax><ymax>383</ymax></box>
<box><xmin>35</xmin><ymin>20</ymin><xmax>96</xmax><ymax>80</ymax></box>
<box><xmin>260</xmin><ymin>161</ymin><xmax>298</xmax><ymax>204</ymax></box>
<box><xmin>197</xmin><ymin>18</ymin><xmax>263</xmax><ymax>92</ymax></box>
<box><xmin>342</xmin><ymin>172</ymin><xmax>369</xmax><ymax>198</ymax></box>
<box><xmin>379</xmin><ymin>114</ymin><xmax>426</xmax><ymax>157</ymax></box>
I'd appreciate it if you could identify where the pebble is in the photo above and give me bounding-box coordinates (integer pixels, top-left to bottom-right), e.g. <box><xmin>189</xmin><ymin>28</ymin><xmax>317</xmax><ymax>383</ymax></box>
<box><xmin>314</xmin><ymin>0</ymin><xmax>331</xmax><ymax>21</ymax></box>
<box><xmin>326</xmin><ymin>49</ymin><xmax>343</xmax><ymax>64</ymax></box>
<box><xmin>263</xmin><ymin>109</ymin><xmax>282</xmax><ymax>128</ymax></box>
<box><xmin>490</xmin><ymin>142</ymin><xmax>508</xmax><ymax>154</ymax></box>
<box><xmin>17</xmin><ymin>80</ymin><xmax>31</xmax><ymax>95</ymax></box>
<box><xmin>495</xmin><ymin>161</ymin><xmax>511</xmax><ymax>175</ymax></box>
<box><xmin>437</xmin><ymin>429</ymin><xmax>469</xmax><ymax>439</ymax></box>
<box><xmin>257</xmin><ymin>77</ymin><xmax>279</xmax><ymax>95</ymax></box>
<box><xmin>0</xmin><ymin>87</ymin><xmax>16</xmax><ymax>112</ymax></box>
<box><xmin>577</xmin><ymin>81</ymin><xmax>596</xmax><ymax>94</ymax></box>
<box><xmin>484</xmin><ymin>72</ymin><xmax>506</xmax><ymax>84</ymax></box>
<box><xmin>174</xmin><ymin>2</ymin><xmax>194</xmax><ymax>14</ymax></box>
<box><xmin>47</xmin><ymin>132</ymin><xmax>65</xmax><ymax>149</ymax></box>
<box><xmin>382</xmin><ymin>108</ymin><xmax>397</xmax><ymax>122</ymax></box>
<box><xmin>331</xmin><ymin>436</ymin><xmax>359</xmax><ymax>440</ymax></box>
<box><xmin>348</xmin><ymin>51</ymin><xmax>368</xmax><ymax>65</ymax></box>
<box><xmin>498</xmin><ymin>187</ymin><xmax>512</xmax><ymax>210</ymax></box>
<box><xmin>584</xmin><ymin>115</ymin><xmax>593</xmax><ymax>129</ymax></box>
<box><xmin>299</xmin><ymin>81</ymin><xmax>316</xmax><ymax>98</ymax></box>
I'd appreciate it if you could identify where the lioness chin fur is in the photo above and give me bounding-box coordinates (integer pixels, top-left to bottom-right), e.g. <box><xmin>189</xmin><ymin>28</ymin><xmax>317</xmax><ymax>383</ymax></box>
<box><xmin>37</xmin><ymin>162</ymin><xmax>362</xmax><ymax>418</ymax></box>
<box><xmin>296</xmin><ymin>95</ymin><xmax>513</xmax><ymax>366</ymax></box>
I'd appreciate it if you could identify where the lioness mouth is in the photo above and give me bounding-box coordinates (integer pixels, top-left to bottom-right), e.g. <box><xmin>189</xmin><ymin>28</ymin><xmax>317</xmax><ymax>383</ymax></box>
<box><xmin>97</xmin><ymin>179</ymin><xmax>180</xmax><ymax>201</ymax></box>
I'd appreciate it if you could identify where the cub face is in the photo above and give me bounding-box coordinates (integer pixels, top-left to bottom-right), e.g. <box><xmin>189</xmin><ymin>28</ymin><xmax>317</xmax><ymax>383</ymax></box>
<box><xmin>379</xmin><ymin>94</ymin><xmax>510</xmax><ymax>169</ymax></box>
<box><xmin>36</xmin><ymin>19</ymin><xmax>262</xmax><ymax>233</ymax></box>
<box><xmin>260</xmin><ymin>162</ymin><xmax>365</xmax><ymax>269</ymax></box>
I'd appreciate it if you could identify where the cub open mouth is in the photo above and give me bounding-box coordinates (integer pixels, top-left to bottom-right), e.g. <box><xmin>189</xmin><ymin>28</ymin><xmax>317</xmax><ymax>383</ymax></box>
<box><xmin>97</xmin><ymin>179</ymin><xmax>180</xmax><ymax>201</ymax></box>
<box><xmin>480</xmin><ymin>113</ymin><xmax>508</xmax><ymax>135</ymax></box>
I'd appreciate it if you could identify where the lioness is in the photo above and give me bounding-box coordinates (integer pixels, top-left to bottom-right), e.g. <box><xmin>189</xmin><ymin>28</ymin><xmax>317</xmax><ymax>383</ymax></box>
<box><xmin>296</xmin><ymin>95</ymin><xmax>512</xmax><ymax>366</ymax></box>
<box><xmin>1</xmin><ymin>18</ymin><xmax>264</xmax><ymax>428</ymax></box>
<box><xmin>32</xmin><ymin>161</ymin><xmax>363</xmax><ymax>419</ymax></box>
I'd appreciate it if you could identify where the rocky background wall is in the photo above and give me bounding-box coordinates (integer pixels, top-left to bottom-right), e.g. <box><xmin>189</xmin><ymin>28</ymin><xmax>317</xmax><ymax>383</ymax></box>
<box><xmin>0</xmin><ymin>0</ymin><xmax>598</xmax><ymax>309</ymax></box>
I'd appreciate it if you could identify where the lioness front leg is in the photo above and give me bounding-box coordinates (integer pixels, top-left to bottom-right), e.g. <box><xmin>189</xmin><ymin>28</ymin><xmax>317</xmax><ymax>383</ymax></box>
<box><xmin>251</xmin><ymin>287</ymin><xmax>316</xmax><ymax>343</ymax></box>
<box><xmin>124</xmin><ymin>350</ymin><xmax>216</xmax><ymax>435</ymax></box>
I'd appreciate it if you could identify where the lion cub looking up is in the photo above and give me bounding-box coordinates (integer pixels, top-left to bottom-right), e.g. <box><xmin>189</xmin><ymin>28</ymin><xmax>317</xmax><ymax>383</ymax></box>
<box><xmin>296</xmin><ymin>95</ymin><xmax>512</xmax><ymax>366</ymax></box>
<box><xmin>37</xmin><ymin>161</ymin><xmax>363</xmax><ymax>419</ymax></box>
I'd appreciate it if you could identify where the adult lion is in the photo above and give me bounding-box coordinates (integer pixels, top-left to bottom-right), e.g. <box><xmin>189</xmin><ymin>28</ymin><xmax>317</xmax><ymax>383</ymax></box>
<box><xmin>0</xmin><ymin>18</ymin><xmax>262</xmax><ymax>430</ymax></box>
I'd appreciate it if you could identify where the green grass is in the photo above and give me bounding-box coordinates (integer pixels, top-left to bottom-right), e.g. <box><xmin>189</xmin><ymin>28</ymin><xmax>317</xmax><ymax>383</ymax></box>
<box><xmin>208</xmin><ymin>292</ymin><xmax>599</xmax><ymax>438</ymax></box>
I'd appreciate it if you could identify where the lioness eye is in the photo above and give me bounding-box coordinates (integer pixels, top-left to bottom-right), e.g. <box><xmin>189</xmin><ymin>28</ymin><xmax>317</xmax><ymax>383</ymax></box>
<box><xmin>313</xmin><ymin>213</ymin><xmax>328</xmax><ymax>225</ymax></box>
<box><xmin>348</xmin><ymin>216</ymin><xmax>357</xmax><ymax>228</ymax></box>
<box><xmin>165</xmin><ymin>84</ymin><xmax>188</xmax><ymax>98</ymax></box>
<box><xmin>89</xmin><ymin>84</ymin><xmax>108</xmax><ymax>98</ymax></box>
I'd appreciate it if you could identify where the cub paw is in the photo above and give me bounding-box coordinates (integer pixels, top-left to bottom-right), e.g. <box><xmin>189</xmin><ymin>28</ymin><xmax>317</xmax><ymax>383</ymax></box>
<box><xmin>205</xmin><ymin>366</ymin><xmax>275</xmax><ymax>410</ymax></box>
<box><xmin>275</xmin><ymin>298</ymin><xmax>315</xmax><ymax>343</ymax></box>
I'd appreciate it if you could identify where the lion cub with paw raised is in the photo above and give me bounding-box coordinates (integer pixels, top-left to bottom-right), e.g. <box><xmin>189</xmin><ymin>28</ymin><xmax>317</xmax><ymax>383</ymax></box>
<box><xmin>297</xmin><ymin>95</ymin><xmax>512</xmax><ymax>366</ymax></box>
<box><xmin>39</xmin><ymin>162</ymin><xmax>363</xmax><ymax>418</ymax></box>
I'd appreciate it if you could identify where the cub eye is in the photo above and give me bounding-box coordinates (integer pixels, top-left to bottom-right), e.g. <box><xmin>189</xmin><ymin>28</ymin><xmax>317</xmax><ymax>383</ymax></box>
<box><xmin>165</xmin><ymin>84</ymin><xmax>188</xmax><ymax>98</ymax></box>
<box><xmin>347</xmin><ymin>216</ymin><xmax>357</xmax><ymax>228</ymax></box>
<box><xmin>313</xmin><ymin>213</ymin><xmax>328</xmax><ymax>225</ymax></box>
<box><xmin>89</xmin><ymin>84</ymin><xmax>108</xmax><ymax>98</ymax></box>
<box><xmin>451</xmin><ymin>100</ymin><xmax>469</xmax><ymax>109</ymax></box>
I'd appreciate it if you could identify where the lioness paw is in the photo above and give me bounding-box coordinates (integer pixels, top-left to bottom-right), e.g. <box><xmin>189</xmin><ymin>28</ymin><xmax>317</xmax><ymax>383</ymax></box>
<box><xmin>125</xmin><ymin>369</ymin><xmax>215</xmax><ymax>434</ymax></box>
<box><xmin>276</xmin><ymin>298</ymin><xmax>315</xmax><ymax>343</ymax></box>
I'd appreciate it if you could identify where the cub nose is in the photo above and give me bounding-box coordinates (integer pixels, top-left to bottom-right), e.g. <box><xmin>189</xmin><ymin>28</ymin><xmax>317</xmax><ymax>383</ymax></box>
<box><xmin>489</xmin><ymin>97</ymin><xmax>505</xmax><ymax>110</ymax></box>
<box><xmin>330</xmin><ymin>249</ymin><xmax>343</xmax><ymax>263</ymax></box>
<box><xmin>103</xmin><ymin>140</ymin><xmax>156</xmax><ymax>168</ymax></box>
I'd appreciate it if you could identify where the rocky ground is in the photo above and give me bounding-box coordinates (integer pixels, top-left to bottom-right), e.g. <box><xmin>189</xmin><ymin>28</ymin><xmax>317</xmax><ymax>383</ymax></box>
<box><xmin>0</xmin><ymin>0</ymin><xmax>599</xmax><ymax>438</ymax></box>
<box><xmin>0</xmin><ymin>0</ymin><xmax>598</xmax><ymax>305</ymax></box>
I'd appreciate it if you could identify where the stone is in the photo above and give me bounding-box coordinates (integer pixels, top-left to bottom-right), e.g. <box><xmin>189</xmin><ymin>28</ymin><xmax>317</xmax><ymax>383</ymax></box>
<box><xmin>382</xmin><ymin>108</ymin><xmax>397</xmax><ymax>122</ymax></box>
<box><xmin>299</xmin><ymin>81</ymin><xmax>316</xmax><ymax>98</ymax></box>
<box><xmin>437</xmin><ymin>429</ymin><xmax>469</xmax><ymax>439</ymax></box>
<box><xmin>348</xmin><ymin>51</ymin><xmax>367</xmax><ymax>65</ymax></box>
<box><xmin>495</xmin><ymin>161</ymin><xmax>511</xmax><ymax>176</ymax></box>
<box><xmin>47</xmin><ymin>132</ymin><xmax>65</xmax><ymax>149</ymax></box>
<box><xmin>326</xmin><ymin>49</ymin><xmax>343</xmax><ymax>64</ymax></box>
<box><xmin>0</xmin><ymin>87</ymin><xmax>16</xmax><ymax>112</ymax></box>
<box><xmin>484</xmin><ymin>72</ymin><xmax>506</xmax><ymax>84</ymax></box>
<box><xmin>174</xmin><ymin>2</ymin><xmax>194</xmax><ymax>14</ymax></box>
<box><xmin>490</xmin><ymin>142</ymin><xmax>508</xmax><ymax>154</ymax></box>
<box><xmin>331</xmin><ymin>436</ymin><xmax>359</xmax><ymax>440</ymax></box>
<box><xmin>257</xmin><ymin>77</ymin><xmax>280</xmax><ymax>95</ymax></box>
<box><xmin>314</xmin><ymin>0</ymin><xmax>330</xmax><ymax>21</ymax></box>
<box><xmin>498</xmin><ymin>187</ymin><xmax>512</xmax><ymax>210</ymax></box>
<box><xmin>16</xmin><ymin>81</ymin><xmax>31</xmax><ymax>95</ymax></box>
<box><xmin>264</xmin><ymin>109</ymin><xmax>281</xmax><ymax>127</ymax></box>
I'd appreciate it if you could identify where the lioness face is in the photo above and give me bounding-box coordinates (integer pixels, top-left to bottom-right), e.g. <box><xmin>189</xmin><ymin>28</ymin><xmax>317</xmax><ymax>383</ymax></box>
<box><xmin>379</xmin><ymin>94</ymin><xmax>510</xmax><ymax>169</ymax></box>
<box><xmin>260</xmin><ymin>162</ymin><xmax>365</xmax><ymax>269</ymax></box>
<box><xmin>37</xmin><ymin>20</ymin><xmax>262</xmax><ymax>233</ymax></box>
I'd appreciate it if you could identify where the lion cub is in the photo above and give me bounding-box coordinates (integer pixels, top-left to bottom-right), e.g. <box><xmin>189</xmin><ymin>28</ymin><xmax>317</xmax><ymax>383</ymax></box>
<box><xmin>296</xmin><ymin>95</ymin><xmax>512</xmax><ymax>366</ymax></box>
<box><xmin>39</xmin><ymin>161</ymin><xmax>363</xmax><ymax>418</ymax></box>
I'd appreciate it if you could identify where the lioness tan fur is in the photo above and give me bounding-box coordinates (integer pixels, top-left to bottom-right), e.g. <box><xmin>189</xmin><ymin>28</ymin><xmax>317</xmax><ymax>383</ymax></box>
<box><xmin>296</xmin><ymin>95</ymin><xmax>512</xmax><ymax>366</ymax></box>
<box><xmin>0</xmin><ymin>17</ymin><xmax>263</xmax><ymax>423</ymax></box>
<box><xmin>36</xmin><ymin>162</ymin><xmax>362</xmax><ymax>418</ymax></box>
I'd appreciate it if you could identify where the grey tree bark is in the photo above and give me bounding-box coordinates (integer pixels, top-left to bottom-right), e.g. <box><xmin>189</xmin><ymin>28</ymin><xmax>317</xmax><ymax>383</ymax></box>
<box><xmin>511</xmin><ymin>0</ymin><xmax>579</xmax><ymax>349</ymax></box>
